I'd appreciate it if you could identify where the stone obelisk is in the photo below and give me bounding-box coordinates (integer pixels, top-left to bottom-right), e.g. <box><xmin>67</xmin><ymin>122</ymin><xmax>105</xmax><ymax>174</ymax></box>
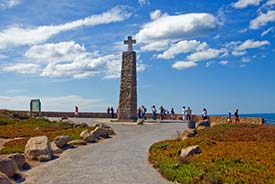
<box><xmin>117</xmin><ymin>36</ymin><xmax>137</xmax><ymax>121</ymax></box>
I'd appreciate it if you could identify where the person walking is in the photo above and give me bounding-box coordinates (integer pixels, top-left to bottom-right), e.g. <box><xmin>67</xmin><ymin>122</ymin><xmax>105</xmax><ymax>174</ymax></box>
<box><xmin>151</xmin><ymin>105</ymin><xmax>157</xmax><ymax>120</ymax></box>
<box><xmin>202</xmin><ymin>108</ymin><xmax>208</xmax><ymax>120</ymax></box>
<box><xmin>171</xmin><ymin>108</ymin><xmax>175</xmax><ymax>120</ymax></box>
<box><xmin>141</xmin><ymin>105</ymin><xmax>147</xmax><ymax>120</ymax></box>
<box><xmin>182</xmin><ymin>106</ymin><xmax>186</xmax><ymax>120</ymax></box>
<box><xmin>234</xmin><ymin>109</ymin><xmax>240</xmax><ymax>124</ymax></box>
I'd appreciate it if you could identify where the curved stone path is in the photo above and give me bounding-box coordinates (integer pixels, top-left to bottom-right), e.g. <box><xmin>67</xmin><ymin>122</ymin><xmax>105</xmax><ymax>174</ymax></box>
<box><xmin>23</xmin><ymin>119</ymin><xmax>187</xmax><ymax>184</ymax></box>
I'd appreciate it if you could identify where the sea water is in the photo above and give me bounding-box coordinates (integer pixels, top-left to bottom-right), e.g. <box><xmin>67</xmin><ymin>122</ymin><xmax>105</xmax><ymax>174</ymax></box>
<box><xmin>241</xmin><ymin>113</ymin><xmax>275</xmax><ymax>125</ymax></box>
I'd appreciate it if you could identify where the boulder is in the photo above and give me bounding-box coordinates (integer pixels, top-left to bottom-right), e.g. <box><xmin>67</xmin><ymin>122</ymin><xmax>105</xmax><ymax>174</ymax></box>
<box><xmin>196</xmin><ymin>120</ymin><xmax>211</xmax><ymax>129</ymax></box>
<box><xmin>24</xmin><ymin>136</ymin><xmax>53</xmax><ymax>162</ymax></box>
<box><xmin>0</xmin><ymin>158</ymin><xmax>17</xmax><ymax>178</ymax></box>
<box><xmin>180</xmin><ymin>129</ymin><xmax>197</xmax><ymax>141</ymax></box>
<box><xmin>80</xmin><ymin>129</ymin><xmax>89</xmax><ymax>138</ymax></box>
<box><xmin>179</xmin><ymin>145</ymin><xmax>201</xmax><ymax>163</ymax></box>
<box><xmin>61</xmin><ymin>119</ymin><xmax>75</xmax><ymax>127</ymax></box>
<box><xmin>51</xmin><ymin>142</ymin><xmax>63</xmax><ymax>154</ymax></box>
<box><xmin>137</xmin><ymin>119</ymin><xmax>144</xmax><ymax>125</ymax></box>
<box><xmin>94</xmin><ymin>124</ymin><xmax>115</xmax><ymax>135</ymax></box>
<box><xmin>68</xmin><ymin>140</ymin><xmax>87</xmax><ymax>146</ymax></box>
<box><xmin>90</xmin><ymin>127</ymin><xmax>109</xmax><ymax>138</ymax></box>
<box><xmin>54</xmin><ymin>136</ymin><xmax>72</xmax><ymax>148</ymax></box>
<box><xmin>8</xmin><ymin>153</ymin><xmax>26</xmax><ymax>170</ymax></box>
<box><xmin>0</xmin><ymin>172</ymin><xmax>12</xmax><ymax>184</ymax></box>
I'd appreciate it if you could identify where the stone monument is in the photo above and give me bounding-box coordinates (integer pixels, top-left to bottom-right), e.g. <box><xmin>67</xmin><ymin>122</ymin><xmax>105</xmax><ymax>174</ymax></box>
<box><xmin>30</xmin><ymin>99</ymin><xmax>41</xmax><ymax>117</ymax></box>
<box><xmin>117</xmin><ymin>36</ymin><xmax>137</xmax><ymax>121</ymax></box>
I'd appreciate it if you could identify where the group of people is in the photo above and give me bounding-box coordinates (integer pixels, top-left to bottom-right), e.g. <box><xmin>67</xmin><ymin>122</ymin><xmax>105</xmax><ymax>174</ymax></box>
<box><xmin>107</xmin><ymin>106</ymin><xmax>115</xmax><ymax>118</ymax></box>
<box><xmin>181</xmin><ymin>106</ymin><xmax>194</xmax><ymax>120</ymax></box>
<box><xmin>227</xmin><ymin>109</ymin><xmax>240</xmax><ymax>124</ymax></box>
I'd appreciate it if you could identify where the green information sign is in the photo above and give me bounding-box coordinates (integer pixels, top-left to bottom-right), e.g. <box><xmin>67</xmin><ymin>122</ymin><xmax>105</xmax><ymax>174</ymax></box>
<box><xmin>30</xmin><ymin>99</ymin><xmax>41</xmax><ymax>116</ymax></box>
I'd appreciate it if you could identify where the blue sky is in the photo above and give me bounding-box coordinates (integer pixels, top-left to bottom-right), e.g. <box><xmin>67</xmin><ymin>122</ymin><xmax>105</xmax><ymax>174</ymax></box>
<box><xmin>0</xmin><ymin>0</ymin><xmax>274</xmax><ymax>114</ymax></box>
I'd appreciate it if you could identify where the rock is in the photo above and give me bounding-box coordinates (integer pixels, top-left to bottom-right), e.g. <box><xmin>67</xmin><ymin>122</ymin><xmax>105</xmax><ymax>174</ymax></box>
<box><xmin>179</xmin><ymin>145</ymin><xmax>201</xmax><ymax>163</ymax></box>
<box><xmin>78</xmin><ymin>123</ymin><xmax>89</xmax><ymax>128</ymax></box>
<box><xmin>0</xmin><ymin>158</ymin><xmax>17</xmax><ymax>178</ymax></box>
<box><xmin>61</xmin><ymin>119</ymin><xmax>75</xmax><ymax>127</ymax></box>
<box><xmin>0</xmin><ymin>172</ymin><xmax>12</xmax><ymax>184</ymax></box>
<box><xmin>24</xmin><ymin>136</ymin><xmax>53</xmax><ymax>162</ymax></box>
<box><xmin>68</xmin><ymin>140</ymin><xmax>87</xmax><ymax>146</ymax></box>
<box><xmin>187</xmin><ymin>121</ymin><xmax>196</xmax><ymax>129</ymax></box>
<box><xmin>90</xmin><ymin>127</ymin><xmax>109</xmax><ymax>138</ymax></box>
<box><xmin>180</xmin><ymin>129</ymin><xmax>197</xmax><ymax>141</ymax></box>
<box><xmin>51</xmin><ymin>142</ymin><xmax>63</xmax><ymax>154</ymax></box>
<box><xmin>8</xmin><ymin>154</ymin><xmax>26</xmax><ymax>170</ymax></box>
<box><xmin>54</xmin><ymin>136</ymin><xmax>72</xmax><ymax>148</ymax></box>
<box><xmin>80</xmin><ymin>129</ymin><xmax>89</xmax><ymax>138</ymax></box>
<box><xmin>196</xmin><ymin>120</ymin><xmax>211</xmax><ymax>129</ymax></box>
<box><xmin>197</xmin><ymin>126</ymin><xmax>206</xmax><ymax>130</ymax></box>
<box><xmin>137</xmin><ymin>119</ymin><xmax>144</xmax><ymax>125</ymax></box>
<box><xmin>80</xmin><ymin>130</ymin><xmax>97</xmax><ymax>143</ymax></box>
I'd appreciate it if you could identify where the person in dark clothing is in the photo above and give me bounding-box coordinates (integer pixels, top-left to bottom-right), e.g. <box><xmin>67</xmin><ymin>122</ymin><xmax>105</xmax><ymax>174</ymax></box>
<box><xmin>234</xmin><ymin>109</ymin><xmax>240</xmax><ymax>124</ymax></box>
<box><xmin>151</xmin><ymin>105</ymin><xmax>157</xmax><ymax>120</ymax></box>
<box><xmin>107</xmin><ymin>107</ymin><xmax>110</xmax><ymax>116</ymax></box>
<box><xmin>171</xmin><ymin>108</ymin><xmax>175</xmax><ymax>120</ymax></box>
<box><xmin>137</xmin><ymin>107</ymin><xmax>142</xmax><ymax>118</ymax></box>
<box><xmin>110</xmin><ymin>107</ymin><xmax>114</xmax><ymax>118</ymax></box>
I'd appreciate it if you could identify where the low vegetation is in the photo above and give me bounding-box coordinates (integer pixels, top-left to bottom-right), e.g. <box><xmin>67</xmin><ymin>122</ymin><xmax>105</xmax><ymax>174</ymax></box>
<box><xmin>149</xmin><ymin>124</ymin><xmax>275</xmax><ymax>184</ymax></box>
<box><xmin>0</xmin><ymin>110</ymin><xmax>94</xmax><ymax>154</ymax></box>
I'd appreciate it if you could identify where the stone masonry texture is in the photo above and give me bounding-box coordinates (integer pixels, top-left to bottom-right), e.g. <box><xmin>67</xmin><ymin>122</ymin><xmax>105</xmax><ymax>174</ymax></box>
<box><xmin>118</xmin><ymin>51</ymin><xmax>137</xmax><ymax>121</ymax></box>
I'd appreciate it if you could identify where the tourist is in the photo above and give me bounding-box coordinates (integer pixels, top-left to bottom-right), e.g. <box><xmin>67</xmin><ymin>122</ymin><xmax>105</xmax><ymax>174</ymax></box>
<box><xmin>151</xmin><ymin>105</ymin><xmax>157</xmax><ymax>120</ymax></box>
<box><xmin>160</xmin><ymin>106</ymin><xmax>165</xmax><ymax>120</ymax></box>
<box><xmin>141</xmin><ymin>105</ymin><xmax>147</xmax><ymax>120</ymax></box>
<box><xmin>182</xmin><ymin>106</ymin><xmax>186</xmax><ymax>120</ymax></box>
<box><xmin>171</xmin><ymin>108</ymin><xmax>175</xmax><ymax>120</ymax></box>
<box><xmin>202</xmin><ymin>108</ymin><xmax>208</xmax><ymax>120</ymax></box>
<box><xmin>137</xmin><ymin>107</ymin><xmax>142</xmax><ymax>118</ymax></box>
<box><xmin>227</xmin><ymin>112</ymin><xmax>232</xmax><ymax>123</ymax></box>
<box><xmin>107</xmin><ymin>107</ymin><xmax>110</xmax><ymax>115</ymax></box>
<box><xmin>110</xmin><ymin>107</ymin><xmax>114</xmax><ymax>118</ymax></box>
<box><xmin>186</xmin><ymin>107</ymin><xmax>192</xmax><ymax>120</ymax></box>
<box><xmin>234</xmin><ymin>109</ymin><xmax>240</xmax><ymax>124</ymax></box>
<box><xmin>75</xmin><ymin>106</ymin><xmax>79</xmax><ymax>118</ymax></box>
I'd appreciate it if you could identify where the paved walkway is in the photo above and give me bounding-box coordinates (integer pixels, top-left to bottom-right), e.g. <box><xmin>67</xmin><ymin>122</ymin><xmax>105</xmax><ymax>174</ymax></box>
<box><xmin>23</xmin><ymin>119</ymin><xmax>187</xmax><ymax>184</ymax></box>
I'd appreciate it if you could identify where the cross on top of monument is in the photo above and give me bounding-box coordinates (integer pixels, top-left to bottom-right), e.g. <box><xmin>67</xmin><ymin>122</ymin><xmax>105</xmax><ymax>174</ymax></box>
<box><xmin>124</xmin><ymin>36</ymin><xmax>136</xmax><ymax>52</ymax></box>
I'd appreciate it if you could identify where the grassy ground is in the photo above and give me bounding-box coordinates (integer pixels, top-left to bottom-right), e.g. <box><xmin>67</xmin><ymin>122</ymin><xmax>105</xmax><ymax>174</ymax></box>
<box><xmin>149</xmin><ymin>124</ymin><xmax>275</xmax><ymax>184</ymax></box>
<box><xmin>0</xmin><ymin>110</ymin><xmax>94</xmax><ymax>155</ymax></box>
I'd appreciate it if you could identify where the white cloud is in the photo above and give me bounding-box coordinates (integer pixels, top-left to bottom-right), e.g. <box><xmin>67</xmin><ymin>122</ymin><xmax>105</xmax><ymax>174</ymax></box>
<box><xmin>135</xmin><ymin>13</ymin><xmax>219</xmax><ymax>42</ymax></box>
<box><xmin>232</xmin><ymin>50</ymin><xmax>247</xmax><ymax>56</ymax></box>
<box><xmin>150</xmin><ymin>9</ymin><xmax>162</xmax><ymax>20</ymax></box>
<box><xmin>206</xmin><ymin>61</ymin><xmax>215</xmax><ymax>68</ymax></box>
<box><xmin>157</xmin><ymin>40</ymin><xmax>208</xmax><ymax>59</ymax></box>
<box><xmin>0</xmin><ymin>54</ymin><xmax>8</xmax><ymax>59</ymax></box>
<box><xmin>172</xmin><ymin>61</ymin><xmax>197</xmax><ymax>70</ymax></box>
<box><xmin>138</xmin><ymin>0</ymin><xmax>150</xmax><ymax>5</ymax></box>
<box><xmin>236</xmin><ymin>39</ymin><xmax>270</xmax><ymax>50</ymax></box>
<box><xmin>0</xmin><ymin>95</ymin><xmax>107</xmax><ymax>112</ymax></box>
<box><xmin>241</xmin><ymin>57</ymin><xmax>251</xmax><ymax>62</ymax></box>
<box><xmin>0</xmin><ymin>0</ymin><xmax>21</xmax><ymax>8</ymax></box>
<box><xmin>3</xmin><ymin>63</ymin><xmax>41</xmax><ymax>74</ymax></box>
<box><xmin>261</xmin><ymin>26</ymin><xmax>274</xmax><ymax>36</ymax></box>
<box><xmin>140</xmin><ymin>40</ymin><xmax>170</xmax><ymax>52</ymax></box>
<box><xmin>249</xmin><ymin>10</ymin><xmax>275</xmax><ymax>29</ymax></box>
<box><xmin>0</xmin><ymin>6</ymin><xmax>131</xmax><ymax>49</ymax></box>
<box><xmin>232</xmin><ymin>0</ymin><xmax>262</xmax><ymax>9</ymax></box>
<box><xmin>187</xmin><ymin>48</ymin><xmax>224</xmax><ymax>62</ymax></box>
<box><xmin>219</xmin><ymin>60</ymin><xmax>228</xmax><ymax>65</ymax></box>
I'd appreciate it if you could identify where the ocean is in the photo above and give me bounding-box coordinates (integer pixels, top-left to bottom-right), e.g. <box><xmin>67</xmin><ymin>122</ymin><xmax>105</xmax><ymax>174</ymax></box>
<box><xmin>240</xmin><ymin>113</ymin><xmax>275</xmax><ymax>125</ymax></box>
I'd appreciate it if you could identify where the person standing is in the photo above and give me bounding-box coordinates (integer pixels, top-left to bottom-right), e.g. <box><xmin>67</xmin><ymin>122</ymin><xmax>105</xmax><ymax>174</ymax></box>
<box><xmin>171</xmin><ymin>108</ymin><xmax>175</xmax><ymax>120</ymax></box>
<box><xmin>151</xmin><ymin>105</ymin><xmax>157</xmax><ymax>120</ymax></box>
<box><xmin>110</xmin><ymin>107</ymin><xmax>114</xmax><ymax>118</ymax></box>
<box><xmin>186</xmin><ymin>107</ymin><xmax>192</xmax><ymax>120</ymax></box>
<box><xmin>202</xmin><ymin>108</ymin><xmax>208</xmax><ymax>120</ymax></box>
<box><xmin>75</xmin><ymin>106</ymin><xmax>79</xmax><ymax>117</ymax></box>
<box><xmin>107</xmin><ymin>107</ymin><xmax>110</xmax><ymax>117</ymax></box>
<box><xmin>141</xmin><ymin>105</ymin><xmax>147</xmax><ymax>120</ymax></box>
<box><xmin>182</xmin><ymin>106</ymin><xmax>186</xmax><ymax>120</ymax></box>
<box><xmin>234</xmin><ymin>109</ymin><xmax>240</xmax><ymax>124</ymax></box>
<box><xmin>160</xmin><ymin>106</ymin><xmax>165</xmax><ymax>120</ymax></box>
